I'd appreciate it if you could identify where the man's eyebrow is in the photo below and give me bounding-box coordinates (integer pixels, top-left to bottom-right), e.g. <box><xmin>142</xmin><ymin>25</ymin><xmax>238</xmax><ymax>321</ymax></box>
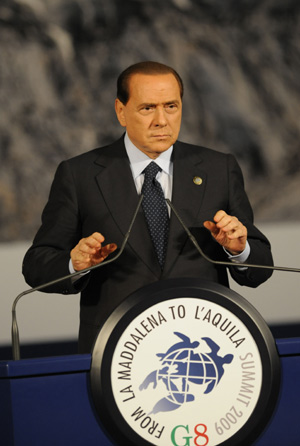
<box><xmin>139</xmin><ymin>102</ymin><xmax>156</xmax><ymax>107</ymax></box>
<box><xmin>164</xmin><ymin>100</ymin><xmax>180</xmax><ymax>105</ymax></box>
<box><xmin>139</xmin><ymin>100</ymin><xmax>180</xmax><ymax>107</ymax></box>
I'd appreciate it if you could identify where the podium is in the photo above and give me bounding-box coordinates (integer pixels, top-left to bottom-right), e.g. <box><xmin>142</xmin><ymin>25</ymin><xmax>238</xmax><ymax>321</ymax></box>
<box><xmin>1</xmin><ymin>337</ymin><xmax>299</xmax><ymax>446</ymax></box>
<box><xmin>4</xmin><ymin>278</ymin><xmax>300</xmax><ymax>445</ymax></box>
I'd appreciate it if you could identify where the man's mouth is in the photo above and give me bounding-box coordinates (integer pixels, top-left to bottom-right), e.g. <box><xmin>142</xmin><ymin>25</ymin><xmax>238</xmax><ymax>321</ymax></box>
<box><xmin>152</xmin><ymin>134</ymin><xmax>170</xmax><ymax>138</ymax></box>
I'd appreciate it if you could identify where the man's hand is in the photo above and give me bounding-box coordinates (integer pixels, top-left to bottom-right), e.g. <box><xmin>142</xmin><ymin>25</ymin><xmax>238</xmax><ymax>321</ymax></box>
<box><xmin>203</xmin><ymin>211</ymin><xmax>247</xmax><ymax>255</ymax></box>
<box><xmin>71</xmin><ymin>232</ymin><xmax>117</xmax><ymax>271</ymax></box>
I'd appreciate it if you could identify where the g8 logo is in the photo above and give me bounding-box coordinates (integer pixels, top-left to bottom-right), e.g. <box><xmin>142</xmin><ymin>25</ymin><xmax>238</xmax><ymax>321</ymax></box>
<box><xmin>171</xmin><ymin>424</ymin><xmax>209</xmax><ymax>446</ymax></box>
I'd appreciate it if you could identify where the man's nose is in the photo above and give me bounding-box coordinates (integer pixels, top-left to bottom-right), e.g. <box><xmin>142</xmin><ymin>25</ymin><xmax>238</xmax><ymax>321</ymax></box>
<box><xmin>153</xmin><ymin>107</ymin><xmax>167</xmax><ymax>126</ymax></box>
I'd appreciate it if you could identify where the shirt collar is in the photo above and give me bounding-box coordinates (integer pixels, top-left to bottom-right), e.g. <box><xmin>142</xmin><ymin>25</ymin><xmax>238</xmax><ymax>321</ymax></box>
<box><xmin>124</xmin><ymin>132</ymin><xmax>173</xmax><ymax>179</ymax></box>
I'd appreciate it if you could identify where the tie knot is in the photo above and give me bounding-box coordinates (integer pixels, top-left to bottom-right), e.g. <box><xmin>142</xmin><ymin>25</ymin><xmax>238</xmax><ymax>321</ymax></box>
<box><xmin>143</xmin><ymin>161</ymin><xmax>161</xmax><ymax>180</ymax></box>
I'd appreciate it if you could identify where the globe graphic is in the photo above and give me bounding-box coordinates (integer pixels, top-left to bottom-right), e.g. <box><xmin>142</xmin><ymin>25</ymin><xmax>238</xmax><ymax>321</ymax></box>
<box><xmin>139</xmin><ymin>333</ymin><xmax>233</xmax><ymax>414</ymax></box>
<box><xmin>156</xmin><ymin>347</ymin><xmax>219</xmax><ymax>409</ymax></box>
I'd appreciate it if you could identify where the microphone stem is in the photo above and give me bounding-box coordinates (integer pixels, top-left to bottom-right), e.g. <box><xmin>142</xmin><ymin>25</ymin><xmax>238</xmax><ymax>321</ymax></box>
<box><xmin>165</xmin><ymin>199</ymin><xmax>300</xmax><ymax>273</ymax></box>
<box><xmin>11</xmin><ymin>195</ymin><xmax>143</xmax><ymax>360</ymax></box>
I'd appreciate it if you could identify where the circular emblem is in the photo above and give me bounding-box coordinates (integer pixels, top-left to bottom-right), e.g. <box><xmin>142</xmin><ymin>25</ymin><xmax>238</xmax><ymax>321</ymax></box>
<box><xmin>90</xmin><ymin>279</ymin><xmax>280</xmax><ymax>446</ymax></box>
<box><xmin>193</xmin><ymin>176</ymin><xmax>203</xmax><ymax>185</ymax></box>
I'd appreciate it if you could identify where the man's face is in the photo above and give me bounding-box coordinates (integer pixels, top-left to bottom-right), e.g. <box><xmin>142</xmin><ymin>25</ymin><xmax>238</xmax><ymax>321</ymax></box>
<box><xmin>115</xmin><ymin>73</ymin><xmax>182</xmax><ymax>159</ymax></box>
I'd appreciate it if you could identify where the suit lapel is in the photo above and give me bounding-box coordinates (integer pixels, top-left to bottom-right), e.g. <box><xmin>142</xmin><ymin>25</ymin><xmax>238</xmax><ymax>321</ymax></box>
<box><xmin>163</xmin><ymin>141</ymin><xmax>207</xmax><ymax>274</ymax></box>
<box><xmin>94</xmin><ymin>138</ymin><xmax>161</xmax><ymax>277</ymax></box>
<box><xmin>93</xmin><ymin>138</ymin><xmax>208</xmax><ymax>277</ymax></box>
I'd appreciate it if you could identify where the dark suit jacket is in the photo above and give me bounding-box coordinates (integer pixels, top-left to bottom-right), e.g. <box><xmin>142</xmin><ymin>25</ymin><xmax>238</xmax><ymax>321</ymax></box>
<box><xmin>23</xmin><ymin>137</ymin><xmax>273</xmax><ymax>352</ymax></box>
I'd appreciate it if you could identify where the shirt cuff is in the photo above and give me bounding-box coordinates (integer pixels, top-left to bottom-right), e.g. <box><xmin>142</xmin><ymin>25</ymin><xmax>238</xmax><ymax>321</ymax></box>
<box><xmin>69</xmin><ymin>258</ymin><xmax>90</xmax><ymax>281</ymax></box>
<box><xmin>224</xmin><ymin>241</ymin><xmax>250</xmax><ymax>270</ymax></box>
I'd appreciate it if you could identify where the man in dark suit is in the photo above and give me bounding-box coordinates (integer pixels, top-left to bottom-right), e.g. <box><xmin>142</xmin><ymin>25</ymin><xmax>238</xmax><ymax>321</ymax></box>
<box><xmin>23</xmin><ymin>61</ymin><xmax>273</xmax><ymax>353</ymax></box>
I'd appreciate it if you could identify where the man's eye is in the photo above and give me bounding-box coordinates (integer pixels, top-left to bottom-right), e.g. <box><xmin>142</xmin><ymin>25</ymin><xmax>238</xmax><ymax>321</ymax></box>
<box><xmin>166</xmin><ymin>104</ymin><xmax>178</xmax><ymax>112</ymax></box>
<box><xmin>140</xmin><ymin>106</ymin><xmax>153</xmax><ymax>114</ymax></box>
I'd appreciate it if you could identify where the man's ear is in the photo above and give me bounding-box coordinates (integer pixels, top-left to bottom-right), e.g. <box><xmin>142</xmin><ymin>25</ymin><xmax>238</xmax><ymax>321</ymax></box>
<box><xmin>115</xmin><ymin>98</ymin><xmax>126</xmax><ymax>127</ymax></box>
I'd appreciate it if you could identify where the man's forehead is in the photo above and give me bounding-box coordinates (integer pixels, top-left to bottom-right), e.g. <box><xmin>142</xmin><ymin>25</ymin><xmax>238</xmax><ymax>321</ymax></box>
<box><xmin>127</xmin><ymin>73</ymin><xmax>181</xmax><ymax>102</ymax></box>
<box><xmin>129</xmin><ymin>73</ymin><xmax>180</xmax><ymax>91</ymax></box>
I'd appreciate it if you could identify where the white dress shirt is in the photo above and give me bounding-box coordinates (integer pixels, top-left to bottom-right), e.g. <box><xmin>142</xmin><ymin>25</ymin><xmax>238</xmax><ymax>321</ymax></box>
<box><xmin>124</xmin><ymin>132</ymin><xmax>173</xmax><ymax>210</ymax></box>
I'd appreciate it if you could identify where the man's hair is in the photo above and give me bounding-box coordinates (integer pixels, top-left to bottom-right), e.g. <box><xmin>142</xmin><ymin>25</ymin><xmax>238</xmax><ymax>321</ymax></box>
<box><xmin>117</xmin><ymin>61</ymin><xmax>184</xmax><ymax>104</ymax></box>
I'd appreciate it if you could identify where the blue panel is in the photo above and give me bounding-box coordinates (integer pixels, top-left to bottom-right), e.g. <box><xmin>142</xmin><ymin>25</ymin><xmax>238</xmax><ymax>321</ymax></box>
<box><xmin>9</xmin><ymin>371</ymin><xmax>112</xmax><ymax>446</ymax></box>
<box><xmin>0</xmin><ymin>354</ymin><xmax>91</xmax><ymax>378</ymax></box>
<box><xmin>254</xmin><ymin>355</ymin><xmax>300</xmax><ymax>445</ymax></box>
<box><xmin>276</xmin><ymin>337</ymin><xmax>300</xmax><ymax>356</ymax></box>
<box><xmin>0</xmin><ymin>380</ymin><xmax>14</xmax><ymax>445</ymax></box>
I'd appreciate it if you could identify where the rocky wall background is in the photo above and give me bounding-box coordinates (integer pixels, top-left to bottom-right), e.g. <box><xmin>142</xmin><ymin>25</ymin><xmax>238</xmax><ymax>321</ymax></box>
<box><xmin>1</xmin><ymin>0</ymin><xmax>300</xmax><ymax>242</ymax></box>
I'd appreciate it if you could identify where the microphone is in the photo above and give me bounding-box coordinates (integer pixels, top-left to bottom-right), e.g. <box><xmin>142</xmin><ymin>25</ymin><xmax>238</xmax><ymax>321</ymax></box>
<box><xmin>165</xmin><ymin>198</ymin><xmax>300</xmax><ymax>273</ymax></box>
<box><xmin>11</xmin><ymin>195</ymin><xmax>144</xmax><ymax>360</ymax></box>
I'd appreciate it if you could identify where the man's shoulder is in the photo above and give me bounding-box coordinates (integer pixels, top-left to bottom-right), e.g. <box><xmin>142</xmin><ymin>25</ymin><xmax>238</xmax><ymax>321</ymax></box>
<box><xmin>175</xmin><ymin>140</ymin><xmax>231</xmax><ymax>161</ymax></box>
<box><xmin>64</xmin><ymin>135</ymin><xmax>125</xmax><ymax>166</ymax></box>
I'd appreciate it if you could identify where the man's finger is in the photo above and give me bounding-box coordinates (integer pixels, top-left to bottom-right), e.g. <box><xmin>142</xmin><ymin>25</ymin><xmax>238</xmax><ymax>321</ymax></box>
<box><xmin>213</xmin><ymin>210</ymin><xmax>227</xmax><ymax>223</ymax></box>
<box><xmin>100</xmin><ymin>243</ymin><xmax>118</xmax><ymax>258</ymax></box>
<box><xmin>203</xmin><ymin>220</ymin><xmax>218</xmax><ymax>235</ymax></box>
<box><xmin>92</xmin><ymin>243</ymin><xmax>118</xmax><ymax>265</ymax></box>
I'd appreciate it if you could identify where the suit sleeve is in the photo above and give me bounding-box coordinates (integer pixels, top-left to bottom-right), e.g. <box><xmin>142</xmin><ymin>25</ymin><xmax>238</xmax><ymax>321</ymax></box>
<box><xmin>22</xmin><ymin>161</ymin><xmax>89</xmax><ymax>294</ymax></box>
<box><xmin>225</xmin><ymin>154</ymin><xmax>273</xmax><ymax>287</ymax></box>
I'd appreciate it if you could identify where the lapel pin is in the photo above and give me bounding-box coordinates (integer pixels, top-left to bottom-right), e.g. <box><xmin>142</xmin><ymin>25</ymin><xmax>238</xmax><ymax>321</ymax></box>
<box><xmin>193</xmin><ymin>176</ymin><xmax>203</xmax><ymax>186</ymax></box>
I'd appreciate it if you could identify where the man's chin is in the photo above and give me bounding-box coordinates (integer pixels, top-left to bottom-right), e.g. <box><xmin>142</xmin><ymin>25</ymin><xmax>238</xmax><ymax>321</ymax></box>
<box><xmin>136</xmin><ymin>138</ymin><xmax>175</xmax><ymax>158</ymax></box>
<box><xmin>148</xmin><ymin>146</ymin><xmax>172</xmax><ymax>158</ymax></box>
<box><xmin>149</xmin><ymin>138</ymin><xmax>174</xmax><ymax>152</ymax></box>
